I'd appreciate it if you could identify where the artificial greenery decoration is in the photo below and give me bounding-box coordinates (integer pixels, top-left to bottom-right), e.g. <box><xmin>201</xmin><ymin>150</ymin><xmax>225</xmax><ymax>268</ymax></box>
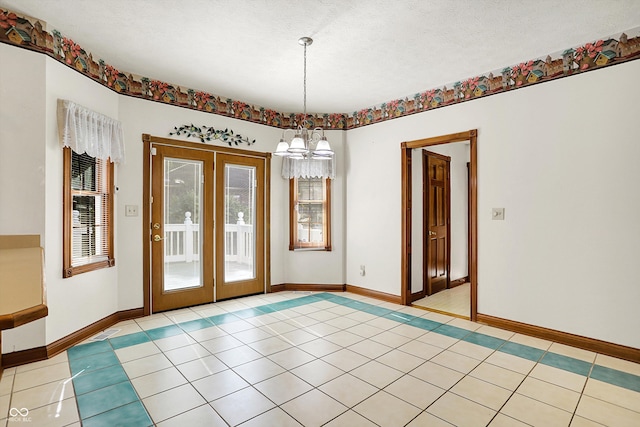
<box><xmin>170</xmin><ymin>124</ymin><xmax>255</xmax><ymax>146</ymax></box>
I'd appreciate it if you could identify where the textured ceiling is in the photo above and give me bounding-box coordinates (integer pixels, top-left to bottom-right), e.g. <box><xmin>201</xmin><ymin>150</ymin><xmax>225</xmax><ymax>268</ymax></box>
<box><xmin>1</xmin><ymin>0</ymin><xmax>639</xmax><ymax>113</ymax></box>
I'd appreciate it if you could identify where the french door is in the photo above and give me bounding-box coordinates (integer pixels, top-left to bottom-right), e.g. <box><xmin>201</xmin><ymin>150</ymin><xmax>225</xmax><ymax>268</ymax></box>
<box><xmin>215</xmin><ymin>154</ymin><xmax>265</xmax><ymax>300</ymax></box>
<box><xmin>149</xmin><ymin>141</ymin><xmax>266</xmax><ymax>312</ymax></box>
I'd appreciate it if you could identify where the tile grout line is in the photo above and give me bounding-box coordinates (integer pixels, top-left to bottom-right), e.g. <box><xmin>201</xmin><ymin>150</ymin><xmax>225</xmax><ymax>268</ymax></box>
<box><xmin>482</xmin><ymin>343</ymin><xmax>552</xmax><ymax>426</ymax></box>
<box><xmin>567</xmin><ymin>359</ymin><xmax>597</xmax><ymax>427</ymax></box>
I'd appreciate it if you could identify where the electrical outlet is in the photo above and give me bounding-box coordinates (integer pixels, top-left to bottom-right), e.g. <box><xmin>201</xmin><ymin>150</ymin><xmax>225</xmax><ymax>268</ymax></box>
<box><xmin>359</xmin><ymin>265</ymin><xmax>366</xmax><ymax>276</ymax></box>
<box><xmin>125</xmin><ymin>205</ymin><xmax>138</xmax><ymax>217</ymax></box>
<box><xmin>492</xmin><ymin>208</ymin><xmax>505</xmax><ymax>220</ymax></box>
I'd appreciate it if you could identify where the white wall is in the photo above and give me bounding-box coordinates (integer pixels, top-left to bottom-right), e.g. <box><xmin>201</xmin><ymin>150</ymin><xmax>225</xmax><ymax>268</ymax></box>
<box><xmin>281</xmin><ymin>131</ymin><xmax>346</xmax><ymax>285</ymax></box>
<box><xmin>0</xmin><ymin>44</ymin><xmax>47</xmax><ymax>352</ymax></box>
<box><xmin>0</xmin><ymin>44</ymin><xmax>46</xmax><ymax>235</ymax></box>
<box><xmin>411</xmin><ymin>143</ymin><xmax>469</xmax><ymax>294</ymax></box>
<box><xmin>42</xmin><ymin>56</ymin><xmax>121</xmax><ymax>344</ymax></box>
<box><xmin>347</xmin><ymin>60</ymin><xmax>640</xmax><ymax>348</ymax></box>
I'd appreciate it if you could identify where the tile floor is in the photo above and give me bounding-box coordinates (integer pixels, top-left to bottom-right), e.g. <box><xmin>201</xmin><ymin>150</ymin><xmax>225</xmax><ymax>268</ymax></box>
<box><xmin>1</xmin><ymin>291</ymin><xmax>639</xmax><ymax>426</ymax></box>
<box><xmin>413</xmin><ymin>283</ymin><xmax>470</xmax><ymax>318</ymax></box>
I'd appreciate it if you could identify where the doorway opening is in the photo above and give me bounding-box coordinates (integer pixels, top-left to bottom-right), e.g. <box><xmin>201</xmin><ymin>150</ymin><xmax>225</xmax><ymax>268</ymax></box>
<box><xmin>401</xmin><ymin>130</ymin><xmax>477</xmax><ymax>321</ymax></box>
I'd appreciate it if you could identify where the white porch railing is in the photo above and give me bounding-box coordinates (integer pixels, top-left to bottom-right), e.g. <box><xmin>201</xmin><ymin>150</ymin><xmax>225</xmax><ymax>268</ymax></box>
<box><xmin>164</xmin><ymin>212</ymin><xmax>253</xmax><ymax>265</ymax></box>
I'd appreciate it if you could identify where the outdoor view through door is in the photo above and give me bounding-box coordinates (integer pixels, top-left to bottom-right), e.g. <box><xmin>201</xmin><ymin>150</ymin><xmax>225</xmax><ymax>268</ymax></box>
<box><xmin>163</xmin><ymin>157</ymin><xmax>204</xmax><ymax>292</ymax></box>
<box><xmin>148</xmin><ymin>137</ymin><xmax>267</xmax><ymax>313</ymax></box>
<box><xmin>223</xmin><ymin>164</ymin><xmax>255</xmax><ymax>282</ymax></box>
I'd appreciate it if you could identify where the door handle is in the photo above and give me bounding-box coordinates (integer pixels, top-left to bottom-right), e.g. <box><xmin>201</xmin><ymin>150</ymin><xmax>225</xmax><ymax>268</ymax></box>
<box><xmin>153</xmin><ymin>234</ymin><xmax>163</xmax><ymax>242</ymax></box>
<box><xmin>429</xmin><ymin>231</ymin><xmax>436</xmax><ymax>236</ymax></box>
<box><xmin>152</xmin><ymin>223</ymin><xmax>161</xmax><ymax>230</ymax></box>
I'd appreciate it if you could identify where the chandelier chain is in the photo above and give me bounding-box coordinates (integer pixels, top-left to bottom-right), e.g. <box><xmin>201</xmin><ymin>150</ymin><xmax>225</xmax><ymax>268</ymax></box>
<box><xmin>303</xmin><ymin>41</ymin><xmax>307</xmax><ymax>120</ymax></box>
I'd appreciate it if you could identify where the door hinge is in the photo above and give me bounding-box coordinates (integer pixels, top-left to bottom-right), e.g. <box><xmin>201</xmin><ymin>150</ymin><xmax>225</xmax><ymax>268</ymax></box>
<box><xmin>151</xmin><ymin>147</ymin><xmax>157</xmax><ymax>156</ymax></box>
<box><xmin>150</xmin><ymin>196</ymin><xmax>154</xmax><ymax>203</ymax></box>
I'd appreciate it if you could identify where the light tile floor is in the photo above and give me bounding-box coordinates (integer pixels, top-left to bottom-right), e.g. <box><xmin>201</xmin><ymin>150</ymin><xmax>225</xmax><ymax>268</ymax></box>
<box><xmin>412</xmin><ymin>283</ymin><xmax>470</xmax><ymax>318</ymax></box>
<box><xmin>1</xmin><ymin>291</ymin><xmax>639</xmax><ymax>426</ymax></box>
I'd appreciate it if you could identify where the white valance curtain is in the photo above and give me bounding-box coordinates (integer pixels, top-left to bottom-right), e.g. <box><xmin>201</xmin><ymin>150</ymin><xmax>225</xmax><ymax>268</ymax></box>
<box><xmin>57</xmin><ymin>99</ymin><xmax>125</xmax><ymax>163</ymax></box>
<box><xmin>281</xmin><ymin>157</ymin><xmax>336</xmax><ymax>179</ymax></box>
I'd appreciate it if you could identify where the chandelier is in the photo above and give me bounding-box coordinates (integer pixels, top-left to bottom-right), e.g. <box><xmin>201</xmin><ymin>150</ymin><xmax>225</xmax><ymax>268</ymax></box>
<box><xmin>274</xmin><ymin>37</ymin><xmax>334</xmax><ymax>160</ymax></box>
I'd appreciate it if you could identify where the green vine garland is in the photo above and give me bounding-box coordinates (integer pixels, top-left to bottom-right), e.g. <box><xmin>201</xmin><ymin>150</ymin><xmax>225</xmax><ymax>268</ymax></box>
<box><xmin>169</xmin><ymin>124</ymin><xmax>255</xmax><ymax>146</ymax></box>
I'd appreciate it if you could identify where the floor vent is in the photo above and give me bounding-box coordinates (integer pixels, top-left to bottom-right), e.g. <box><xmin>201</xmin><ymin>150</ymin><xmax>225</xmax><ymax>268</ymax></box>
<box><xmin>90</xmin><ymin>328</ymin><xmax>121</xmax><ymax>341</ymax></box>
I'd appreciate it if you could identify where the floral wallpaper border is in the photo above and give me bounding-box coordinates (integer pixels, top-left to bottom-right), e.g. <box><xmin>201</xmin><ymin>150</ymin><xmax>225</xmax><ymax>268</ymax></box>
<box><xmin>1</xmin><ymin>8</ymin><xmax>639</xmax><ymax>131</ymax></box>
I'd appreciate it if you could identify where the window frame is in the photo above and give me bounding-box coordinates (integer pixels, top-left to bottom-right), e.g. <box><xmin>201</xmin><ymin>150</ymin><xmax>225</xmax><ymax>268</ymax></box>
<box><xmin>289</xmin><ymin>177</ymin><xmax>332</xmax><ymax>251</ymax></box>
<box><xmin>63</xmin><ymin>147</ymin><xmax>115</xmax><ymax>277</ymax></box>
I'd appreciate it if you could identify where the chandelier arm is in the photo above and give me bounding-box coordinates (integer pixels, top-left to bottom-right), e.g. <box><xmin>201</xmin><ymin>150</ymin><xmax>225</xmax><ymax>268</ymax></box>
<box><xmin>282</xmin><ymin>128</ymin><xmax>297</xmax><ymax>140</ymax></box>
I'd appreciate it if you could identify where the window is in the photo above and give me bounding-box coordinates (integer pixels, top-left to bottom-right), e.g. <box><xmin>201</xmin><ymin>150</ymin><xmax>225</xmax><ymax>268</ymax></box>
<box><xmin>63</xmin><ymin>148</ymin><xmax>114</xmax><ymax>277</ymax></box>
<box><xmin>290</xmin><ymin>177</ymin><xmax>331</xmax><ymax>250</ymax></box>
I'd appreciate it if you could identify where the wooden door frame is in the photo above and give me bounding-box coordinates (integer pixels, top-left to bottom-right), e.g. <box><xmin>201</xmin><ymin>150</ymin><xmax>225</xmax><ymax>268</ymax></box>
<box><xmin>401</xmin><ymin>129</ymin><xmax>477</xmax><ymax>321</ymax></box>
<box><xmin>422</xmin><ymin>150</ymin><xmax>451</xmax><ymax>298</ymax></box>
<box><xmin>142</xmin><ymin>134</ymin><xmax>271</xmax><ymax>315</ymax></box>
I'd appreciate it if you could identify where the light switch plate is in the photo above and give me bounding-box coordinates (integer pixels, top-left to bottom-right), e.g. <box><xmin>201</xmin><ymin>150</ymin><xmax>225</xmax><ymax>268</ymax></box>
<box><xmin>492</xmin><ymin>208</ymin><xmax>505</xmax><ymax>220</ymax></box>
<box><xmin>125</xmin><ymin>205</ymin><xmax>138</xmax><ymax>217</ymax></box>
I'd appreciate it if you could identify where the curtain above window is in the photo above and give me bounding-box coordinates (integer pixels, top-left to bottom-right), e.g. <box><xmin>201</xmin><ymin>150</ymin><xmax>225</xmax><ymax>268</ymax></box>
<box><xmin>57</xmin><ymin>99</ymin><xmax>125</xmax><ymax>163</ymax></box>
<box><xmin>281</xmin><ymin>157</ymin><xmax>336</xmax><ymax>179</ymax></box>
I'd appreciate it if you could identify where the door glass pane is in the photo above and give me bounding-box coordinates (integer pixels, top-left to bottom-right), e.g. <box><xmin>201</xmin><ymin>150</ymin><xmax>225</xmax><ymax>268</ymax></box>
<box><xmin>163</xmin><ymin>158</ymin><xmax>203</xmax><ymax>291</ymax></box>
<box><xmin>224</xmin><ymin>164</ymin><xmax>256</xmax><ymax>282</ymax></box>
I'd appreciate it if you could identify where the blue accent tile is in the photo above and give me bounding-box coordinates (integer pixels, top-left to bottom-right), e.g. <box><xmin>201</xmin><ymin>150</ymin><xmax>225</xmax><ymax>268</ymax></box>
<box><xmin>72</xmin><ymin>364</ymin><xmax>129</xmax><ymax>395</ymax></box>
<box><xmin>382</xmin><ymin>312</ymin><xmax>413</xmax><ymax>323</ymax></box>
<box><xmin>590</xmin><ymin>365</ymin><xmax>640</xmax><ymax>393</ymax></box>
<box><xmin>145</xmin><ymin>324</ymin><xmax>183</xmax><ymax>340</ymax></box>
<box><xmin>264</xmin><ymin>301</ymin><xmax>297</xmax><ymax>311</ymax></box>
<box><xmin>255</xmin><ymin>305</ymin><xmax>277</xmax><ymax>314</ymax></box>
<box><xmin>178</xmin><ymin>318</ymin><xmax>214</xmax><ymax>332</ymax></box>
<box><xmin>432</xmin><ymin>324</ymin><xmax>471</xmax><ymax>340</ymax></box>
<box><xmin>233</xmin><ymin>308</ymin><xmax>263</xmax><ymax>319</ymax></box>
<box><xmin>82</xmin><ymin>401</ymin><xmax>153</xmax><ymax>427</ymax></box>
<box><xmin>343</xmin><ymin>301</ymin><xmax>392</xmax><ymax>317</ymax></box>
<box><xmin>396</xmin><ymin>313</ymin><xmax>420</xmax><ymax>323</ymax></box>
<box><xmin>498</xmin><ymin>342</ymin><xmax>545</xmax><ymax>362</ymax></box>
<box><xmin>208</xmin><ymin>313</ymin><xmax>240</xmax><ymax>325</ymax></box>
<box><xmin>318</xmin><ymin>294</ymin><xmax>351</xmax><ymax>305</ymax></box>
<box><xmin>67</xmin><ymin>341</ymin><xmax>113</xmax><ymax>360</ymax></box>
<box><xmin>109</xmin><ymin>332</ymin><xmax>150</xmax><ymax>350</ymax></box>
<box><xmin>76</xmin><ymin>381</ymin><xmax>139</xmax><ymax>419</ymax></box>
<box><xmin>299</xmin><ymin>294</ymin><xmax>323</xmax><ymax>303</ymax></box>
<box><xmin>70</xmin><ymin>351</ymin><xmax>120</xmax><ymax>375</ymax></box>
<box><xmin>408</xmin><ymin>317</ymin><xmax>442</xmax><ymax>331</ymax></box>
<box><xmin>342</xmin><ymin>300</ymin><xmax>368</xmax><ymax>309</ymax></box>
<box><xmin>540</xmin><ymin>352</ymin><xmax>592</xmax><ymax>376</ymax></box>
<box><xmin>463</xmin><ymin>333</ymin><xmax>505</xmax><ymax>350</ymax></box>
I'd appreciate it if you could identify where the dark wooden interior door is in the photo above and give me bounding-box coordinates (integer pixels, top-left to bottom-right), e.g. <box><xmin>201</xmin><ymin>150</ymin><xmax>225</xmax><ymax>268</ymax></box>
<box><xmin>424</xmin><ymin>150</ymin><xmax>451</xmax><ymax>296</ymax></box>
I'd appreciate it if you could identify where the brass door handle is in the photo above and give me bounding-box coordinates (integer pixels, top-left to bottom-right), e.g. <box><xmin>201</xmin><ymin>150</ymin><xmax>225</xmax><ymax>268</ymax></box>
<box><xmin>429</xmin><ymin>231</ymin><xmax>436</xmax><ymax>236</ymax></box>
<box><xmin>153</xmin><ymin>223</ymin><xmax>161</xmax><ymax>230</ymax></box>
<box><xmin>153</xmin><ymin>235</ymin><xmax>163</xmax><ymax>242</ymax></box>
